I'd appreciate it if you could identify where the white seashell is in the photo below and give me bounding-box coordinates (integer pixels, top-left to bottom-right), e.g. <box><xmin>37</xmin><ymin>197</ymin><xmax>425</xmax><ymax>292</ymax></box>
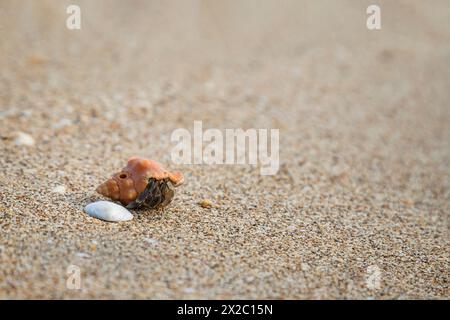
<box><xmin>84</xmin><ymin>201</ymin><xmax>133</xmax><ymax>222</ymax></box>
<box><xmin>13</xmin><ymin>131</ymin><xmax>35</xmax><ymax>146</ymax></box>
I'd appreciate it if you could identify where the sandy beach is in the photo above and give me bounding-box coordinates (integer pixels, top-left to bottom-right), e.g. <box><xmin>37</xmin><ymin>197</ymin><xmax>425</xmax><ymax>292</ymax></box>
<box><xmin>0</xmin><ymin>0</ymin><xmax>449</xmax><ymax>299</ymax></box>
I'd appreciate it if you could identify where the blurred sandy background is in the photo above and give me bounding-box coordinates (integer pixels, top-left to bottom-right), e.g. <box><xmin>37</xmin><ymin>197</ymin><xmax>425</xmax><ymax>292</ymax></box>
<box><xmin>0</xmin><ymin>0</ymin><xmax>449</xmax><ymax>299</ymax></box>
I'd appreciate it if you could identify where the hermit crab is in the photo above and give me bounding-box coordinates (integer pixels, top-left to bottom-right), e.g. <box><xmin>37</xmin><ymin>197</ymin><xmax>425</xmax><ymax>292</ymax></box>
<box><xmin>96</xmin><ymin>157</ymin><xmax>184</xmax><ymax>209</ymax></box>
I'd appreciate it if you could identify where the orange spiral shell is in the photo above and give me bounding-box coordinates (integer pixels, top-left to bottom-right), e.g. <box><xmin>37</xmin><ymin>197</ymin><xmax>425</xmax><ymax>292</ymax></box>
<box><xmin>96</xmin><ymin>157</ymin><xmax>184</xmax><ymax>205</ymax></box>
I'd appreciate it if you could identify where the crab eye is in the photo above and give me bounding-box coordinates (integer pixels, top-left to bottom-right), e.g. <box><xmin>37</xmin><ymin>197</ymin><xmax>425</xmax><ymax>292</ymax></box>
<box><xmin>119</xmin><ymin>173</ymin><xmax>128</xmax><ymax>179</ymax></box>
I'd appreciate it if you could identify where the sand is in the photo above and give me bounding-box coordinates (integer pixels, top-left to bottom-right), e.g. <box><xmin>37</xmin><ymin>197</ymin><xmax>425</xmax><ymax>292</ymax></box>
<box><xmin>0</xmin><ymin>0</ymin><xmax>448</xmax><ymax>299</ymax></box>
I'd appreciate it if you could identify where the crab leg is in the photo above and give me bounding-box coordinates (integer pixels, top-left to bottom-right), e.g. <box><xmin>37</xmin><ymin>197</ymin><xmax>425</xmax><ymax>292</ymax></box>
<box><xmin>144</xmin><ymin>180</ymin><xmax>163</xmax><ymax>208</ymax></box>
<box><xmin>160</xmin><ymin>181</ymin><xmax>175</xmax><ymax>207</ymax></box>
<box><xmin>126</xmin><ymin>178</ymin><xmax>157</xmax><ymax>209</ymax></box>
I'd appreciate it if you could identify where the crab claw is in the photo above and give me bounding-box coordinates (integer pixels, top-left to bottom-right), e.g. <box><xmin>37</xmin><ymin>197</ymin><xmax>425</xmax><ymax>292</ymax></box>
<box><xmin>168</xmin><ymin>171</ymin><xmax>184</xmax><ymax>187</ymax></box>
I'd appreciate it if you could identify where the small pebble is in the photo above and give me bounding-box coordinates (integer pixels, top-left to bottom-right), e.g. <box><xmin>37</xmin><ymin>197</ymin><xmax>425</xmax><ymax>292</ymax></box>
<box><xmin>183</xmin><ymin>287</ymin><xmax>196</xmax><ymax>294</ymax></box>
<box><xmin>84</xmin><ymin>201</ymin><xmax>133</xmax><ymax>222</ymax></box>
<box><xmin>287</xmin><ymin>225</ymin><xmax>296</xmax><ymax>232</ymax></box>
<box><xmin>301</xmin><ymin>263</ymin><xmax>310</xmax><ymax>272</ymax></box>
<box><xmin>75</xmin><ymin>252</ymin><xmax>90</xmax><ymax>259</ymax></box>
<box><xmin>52</xmin><ymin>118</ymin><xmax>72</xmax><ymax>130</ymax></box>
<box><xmin>13</xmin><ymin>132</ymin><xmax>35</xmax><ymax>146</ymax></box>
<box><xmin>198</xmin><ymin>199</ymin><xmax>213</xmax><ymax>208</ymax></box>
<box><xmin>143</xmin><ymin>238</ymin><xmax>159</xmax><ymax>245</ymax></box>
<box><xmin>51</xmin><ymin>185</ymin><xmax>66</xmax><ymax>194</ymax></box>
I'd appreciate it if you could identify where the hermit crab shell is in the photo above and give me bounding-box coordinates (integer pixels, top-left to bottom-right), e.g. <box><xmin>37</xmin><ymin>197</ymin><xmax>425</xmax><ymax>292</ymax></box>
<box><xmin>96</xmin><ymin>157</ymin><xmax>184</xmax><ymax>206</ymax></box>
